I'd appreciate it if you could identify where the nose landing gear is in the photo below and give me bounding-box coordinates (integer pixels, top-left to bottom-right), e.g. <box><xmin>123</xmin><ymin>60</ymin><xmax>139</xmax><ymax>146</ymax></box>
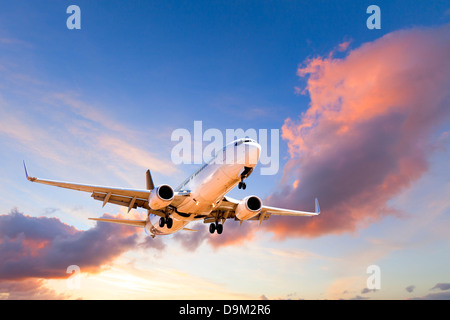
<box><xmin>238</xmin><ymin>166</ymin><xmax>253</xmax><ymax>190</ymax></box>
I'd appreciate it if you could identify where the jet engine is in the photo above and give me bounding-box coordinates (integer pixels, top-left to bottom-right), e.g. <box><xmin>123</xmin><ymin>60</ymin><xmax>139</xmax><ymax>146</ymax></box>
<box><xmin>148</xmin><ymin>184</ymin><xmax>174</xmax><ymax>210</ymax></box>
<box><xmin>235</xmin><ymin>195</ymin><xmax>262</xmax><ymax>220</ymax></box>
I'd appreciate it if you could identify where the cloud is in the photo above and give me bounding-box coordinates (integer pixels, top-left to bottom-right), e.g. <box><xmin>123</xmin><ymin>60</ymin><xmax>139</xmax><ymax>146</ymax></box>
<box><xmin>139</xmin><ymin>236</ymin><xmax>167</xmax><ymax>251</ymax></box>
<box><xmin>0</xmin><ymin>209</ymin><xmax>140</xmax><ymax>280</ymax></box>
<box><xmin>0</xmin><ymin>72</ymin><xmax>178</xmax><ymax>193</ymax></box>
<box><xmin>361</xmin><ymin>288</ymin><xmax>376</xmax><ymax>294</ymax></box>
<box><xmin>410</xmin><ymin>291</ymin><xmax>450</xmax><ymax>300</ymax></box>
<box><xmin>98</xmin><ymin>135</ymin><xmax>176</xmax><ymax>174</ymax></box>
<box><xmin>207</xmin><ymin>222</ymin><xmax>257</xmax><ymax>249</ymax></box>
<box><xmin>0</xmin><ymin>279</ymin><xmax>69</xmax><ymax>300</ymax></box>
<box><xmin>348</xmin><ymin>295</ymin><xmax>370</xmax><ymax>300</ymax></box>
<box><xmin>0</xmin><ymin>92</ymin><xmax>177</xmax><ymax>178</ymax></box>
<box><xmin>431</xmin><ymin>283</ymin><xmax>450</xmax><ymax>291</ymax></box>
<box><xmin>173</xmin><ymin>224</ymin><xmax>209</xmax><ymax>251</ymax></box>
<box><xmin>0</xmin><ymin>37</ymin><xmax>31</xmax><ymax>47</ymax></box>
<box><xmin>405</xmin><ymin>282</ymin><xmax>450</xmax><ymax>299</ymax></box>
<box><xmin>406</xmin><ymin>285</ymin><xmax>416</xmax><ymax>293</ymax></box>
<box><xmin>263</xmin><ymin>24</ymin><xmax>450</xmax><ymax>239</ymax></box>
<box><xmin>172</xmin><ymin>222</ymin><xmax>257</xmax><ymax>251</ymax></box>
<box><xmin>337</xmin><ymin>40</ymin><xmax>351</xmax><ymax>52</ymax></box>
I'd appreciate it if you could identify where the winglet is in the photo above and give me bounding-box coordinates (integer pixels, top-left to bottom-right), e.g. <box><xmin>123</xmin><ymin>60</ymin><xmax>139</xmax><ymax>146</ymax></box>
<box><xmin>23</xmin><ymin>160</ymin><xmax>28</xmax><ymax>179</ymax></box>
<box><xmin>23</xmin><ymin>161</ymin><xmax>36</xmax><ymax>182</ymax></box>
<box><xmin>315</xmin><ymin>198</ymin><xmax>320</xmax><ymax>214</ymax></box>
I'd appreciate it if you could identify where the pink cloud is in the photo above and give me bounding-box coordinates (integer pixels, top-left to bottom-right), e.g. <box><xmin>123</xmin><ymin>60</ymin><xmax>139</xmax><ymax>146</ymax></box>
<box><xmin>337</xmin><ymin>40</ymin><xmax>351</xmax><ymax>52</ymax></box>
<box><xmin>0</xmin><ymin>210</ymin><xmax>140</xmax><ymax>281</ymax></box>
<box><xmin>264</xmin><ymin>24</ymin><xmax>450</xmax><ymax>239</ymax></box>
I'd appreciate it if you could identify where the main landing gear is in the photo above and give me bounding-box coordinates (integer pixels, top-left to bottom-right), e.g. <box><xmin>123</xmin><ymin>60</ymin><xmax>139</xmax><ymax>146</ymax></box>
<box><xmin>238</xmin><ymin>181</ymin><xmax>246</xmax><ymax>190</ymax></box>
<box><xmin>159</xmin><ymin>216</ymin><xmax>173</xmax><ymax>229</ymax></box>
<box><xmin>209</xmin><ymin>222</ymin><xmax>223</xmax><ymax>234</ymax></box>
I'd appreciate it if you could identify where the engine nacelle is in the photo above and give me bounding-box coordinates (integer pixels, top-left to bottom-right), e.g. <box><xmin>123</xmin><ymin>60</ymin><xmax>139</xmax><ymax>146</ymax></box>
<box><xmin>148</xmin><ymin>184</ymin><xmax>174</xmax><ymax>210</ymax></box>
<box><xmin>235</xmin><ymin>195</ymin><xmax>262</xmax><ymax>220</ymax></box>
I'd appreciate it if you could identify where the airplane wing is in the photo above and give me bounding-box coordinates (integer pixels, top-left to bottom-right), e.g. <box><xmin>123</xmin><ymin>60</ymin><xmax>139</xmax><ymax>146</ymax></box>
<box><xmin>210</xmin><ymin>196</ymin><xmax>320</xmax><ymax>224</ymax></box>
<box><xmin>23</xmin><ymin>162</ymin><xmax>189</xmax><ymax>215</ymax></box>
<box><xmin>260</xmin><ymin>197</ymin><xmax>320</xmax><ymax>217</ymax></box>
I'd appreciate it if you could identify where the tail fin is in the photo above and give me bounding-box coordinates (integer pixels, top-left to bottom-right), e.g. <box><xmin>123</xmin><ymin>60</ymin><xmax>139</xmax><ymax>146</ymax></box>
<box><xmin>145</xmin><ymin>170</ymin><xmax>154</xmax><ymax>216</ymax></box>
<box><xmin>146</xmin><ymin>170</ymin><xmax>155</xmax><ymax>190</ymax></box>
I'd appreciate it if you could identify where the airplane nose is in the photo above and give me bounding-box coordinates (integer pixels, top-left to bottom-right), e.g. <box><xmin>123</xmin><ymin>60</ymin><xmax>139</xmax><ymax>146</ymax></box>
<box><xmin>244</xmin><ymin>142</ymin><xmax>260</xmax><ymax>166</ymax></box>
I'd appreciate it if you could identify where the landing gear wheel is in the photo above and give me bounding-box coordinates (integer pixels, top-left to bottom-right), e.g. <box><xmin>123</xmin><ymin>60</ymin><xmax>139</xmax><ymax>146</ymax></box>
<box><xmin>159</xmin><ymin>217</ymin><xmax>166</xmax><ymax>228</ymax></box>
<box><xmin>209</xmin><ymin>223</ymin><xmax>216</xmax><ymax>234</ymax></box>
<box><xmin>166</xmin><ymin>217</ymin><xmax>173</xmax><ymax>229</ymax></box>
<box><xmin>216</xmin><ymin>223</ymin><xmax>223</xmax><ymax>235</ymax></box>
<box><xmin>238</xmin><ymin>181</ymin><xmax>246</xmax><ymax>189</ymax></box>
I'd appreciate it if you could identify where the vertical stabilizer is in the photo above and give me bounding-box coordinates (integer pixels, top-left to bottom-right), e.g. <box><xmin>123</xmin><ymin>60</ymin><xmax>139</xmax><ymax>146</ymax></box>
<box><xmin>146</xmin><ymin>170</ymin><xmax>155</xmax><ymax>190</ymax></box>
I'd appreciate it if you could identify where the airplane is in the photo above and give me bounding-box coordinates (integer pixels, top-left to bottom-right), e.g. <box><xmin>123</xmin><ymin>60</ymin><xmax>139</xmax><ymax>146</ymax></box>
<box><xmin>24</xmin><ymin>138</ymin><xmax>320</xmax><ymax>237</ymax></box>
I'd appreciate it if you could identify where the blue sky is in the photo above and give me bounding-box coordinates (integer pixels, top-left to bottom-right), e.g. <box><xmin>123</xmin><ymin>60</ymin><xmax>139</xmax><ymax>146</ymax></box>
<box><xmin>0</xmin><ymin>1</ymin><xmax>449</xmax><ymax>300</ymax></box>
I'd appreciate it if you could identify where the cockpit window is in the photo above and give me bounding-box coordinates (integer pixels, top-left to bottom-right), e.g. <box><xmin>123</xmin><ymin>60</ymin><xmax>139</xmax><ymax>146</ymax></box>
<box><xmin>234</xmin><ymin>138</ymin><xmax>255</xmax><ymax>146</ymax></box>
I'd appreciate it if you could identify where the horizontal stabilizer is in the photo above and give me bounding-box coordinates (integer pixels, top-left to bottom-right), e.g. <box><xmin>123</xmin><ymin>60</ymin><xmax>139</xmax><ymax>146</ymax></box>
<box><xmin>182</xmin><ymin>227</ymin><xmax>197</xmax><ymax>232</ymax></box>
<box><xmin>89</xmin><ymin>218</ymin><xmax>146</xmax><ymax>228</ymax></box>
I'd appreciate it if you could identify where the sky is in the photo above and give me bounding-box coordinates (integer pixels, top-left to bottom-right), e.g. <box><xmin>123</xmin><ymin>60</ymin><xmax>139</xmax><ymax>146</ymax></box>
<box><xmin>0</xmin><ymin>0</ymin><xmax>449</xmax><ymax>300</ymax></box>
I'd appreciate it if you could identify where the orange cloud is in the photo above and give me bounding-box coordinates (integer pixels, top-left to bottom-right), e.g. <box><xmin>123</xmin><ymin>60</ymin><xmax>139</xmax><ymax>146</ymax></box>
<box><xmin>264</xmin><ymin>24</ymin><xmax>450</xmax><ymax>239</ymax></box>
<box><xmin>0</xmin><ymin>279</ymin><xmax>69</xmax><ymax>300</ymax></box>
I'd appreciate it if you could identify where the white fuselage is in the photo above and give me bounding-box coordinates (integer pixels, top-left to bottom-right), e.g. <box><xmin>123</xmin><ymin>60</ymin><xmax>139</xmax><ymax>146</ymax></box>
<box><xmin>145</xmin><ymin>139</ymin><xmax>261</xmax><ymax>236</ymax></box>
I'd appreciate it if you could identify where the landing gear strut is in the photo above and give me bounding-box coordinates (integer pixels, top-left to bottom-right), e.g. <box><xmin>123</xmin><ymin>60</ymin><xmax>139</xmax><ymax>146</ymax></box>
<box><xmin>159</xmin><ymin>216</ymin><xmax>173</xmax><ymax>229</ymax></box>
<box><xmin>238</xmin><ymin>166</ymin><xmax>252</xmax><ymax>190</ymax></box>
<box><xmin>209</xmin><ymin>222</ymin><xmax>223</xmax><ymax>234</ymax></box>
